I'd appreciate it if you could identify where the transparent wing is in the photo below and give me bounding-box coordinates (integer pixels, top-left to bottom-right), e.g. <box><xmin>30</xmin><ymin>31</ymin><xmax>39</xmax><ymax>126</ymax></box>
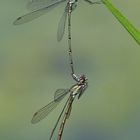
<box><xmin>31</xmin><ymin>100</ymin><xmax>59</xmax><ymax>124</ymax></box>
<box><xmin>31</xmin><ymin>88</ymin><xmax>69</xmax><ymax>124</ymax></box>
<box><xmin>27</xmin><ymin>0</ymin><xmax>66</xmax><ymax>11</ymax></box>
<box><xmin>57</xmin><ymin>5</ymin><xmax>68</xmax><ymax>41</ymax></box>
<box><xmin>13</xmin><ymin>0</ymin><xmax>64</xmax><ymax>25</ymax></box>
<box><xmin>54</xmin><ymin>89</ymin><xmax>69</xmax><ymax>102</ymax></box>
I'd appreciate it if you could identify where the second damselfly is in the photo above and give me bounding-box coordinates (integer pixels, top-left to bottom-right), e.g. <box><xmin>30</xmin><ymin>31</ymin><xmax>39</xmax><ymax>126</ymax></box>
<box><xmin>14</xmin><ymin>0</ymin><xmax>140</xmax><ymax>45</ymax></box>
<box><xmin>31</xmin><ymin>74</ymin><xmax>88</xmax><ymax>140</ymax></box>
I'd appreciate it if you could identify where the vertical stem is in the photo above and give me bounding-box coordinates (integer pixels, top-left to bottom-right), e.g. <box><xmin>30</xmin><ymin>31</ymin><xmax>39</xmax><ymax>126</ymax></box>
<box><xmin>102</xmin><ymin>0</ymin><xmax>140</xmax><ymax>45</ymax></box>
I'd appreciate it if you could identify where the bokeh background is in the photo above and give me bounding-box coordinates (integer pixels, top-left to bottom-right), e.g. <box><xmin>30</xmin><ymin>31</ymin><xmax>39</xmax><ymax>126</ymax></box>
<box><xmin>0</xmin><ymin>0</ymin><xmax>140</xmax><ymax>140</ymax></box>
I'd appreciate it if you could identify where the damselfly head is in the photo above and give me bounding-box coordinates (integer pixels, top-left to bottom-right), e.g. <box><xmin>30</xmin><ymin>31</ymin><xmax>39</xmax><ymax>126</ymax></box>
<box><xmin>79</xmin><ymin>74</ymin><xmax>87</xmax><ymax>83</ymax></box>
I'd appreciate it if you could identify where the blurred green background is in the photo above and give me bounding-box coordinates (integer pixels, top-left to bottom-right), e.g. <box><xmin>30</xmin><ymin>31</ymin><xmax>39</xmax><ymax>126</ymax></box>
<box><xmin>0</xmin><ymin>0</ymin><xmax>140</xmax><ymax>140</ymax></box>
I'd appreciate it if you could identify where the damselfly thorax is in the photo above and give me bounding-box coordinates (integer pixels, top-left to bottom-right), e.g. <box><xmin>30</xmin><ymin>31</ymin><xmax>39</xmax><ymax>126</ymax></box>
<box><xmin>70</xmin><ymin>74</ymin><xmax>88</xmax><ymax>98</ymax></box>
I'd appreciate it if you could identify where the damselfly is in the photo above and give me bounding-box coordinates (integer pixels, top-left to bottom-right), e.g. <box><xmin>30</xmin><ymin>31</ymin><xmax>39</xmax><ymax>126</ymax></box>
<box><xmin>13</xmin><ymin>0</ymin><xmax>140</xmax><ymax>45</ymax></box>
<box><xmin>31</xmin><ymin>74</ymin><xmax>88</xmax><ymax>140</ymax></box>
